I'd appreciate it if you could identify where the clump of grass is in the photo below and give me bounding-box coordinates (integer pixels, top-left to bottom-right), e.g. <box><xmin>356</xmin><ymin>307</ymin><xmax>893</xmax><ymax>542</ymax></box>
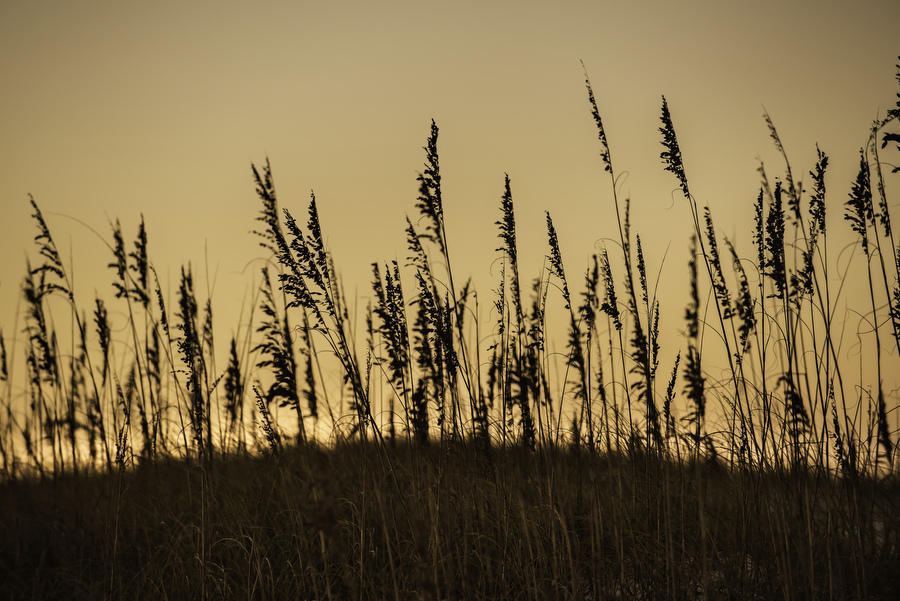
<box><xmin>1</xmin><ymin>443</ymin><xmax>897</xmax><ymax>600</ymax></box>
<box><xmin>1</xmin><ymin>54</ymin><xmax>899</xmax><ymax>601</ymax></box>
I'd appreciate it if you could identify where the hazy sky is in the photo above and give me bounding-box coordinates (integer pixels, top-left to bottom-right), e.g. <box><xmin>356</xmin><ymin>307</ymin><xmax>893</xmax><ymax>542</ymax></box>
<box><xmin>1</xmin><ymin>1</ymin><xmax>898</xmax><ymax>379</ymax></box>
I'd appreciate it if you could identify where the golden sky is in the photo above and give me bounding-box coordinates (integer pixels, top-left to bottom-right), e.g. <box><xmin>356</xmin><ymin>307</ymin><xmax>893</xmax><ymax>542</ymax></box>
<box><xmin>1</xmin><ymin>0</ymin><xmax>898</xmax><ymax>391</ymax></box>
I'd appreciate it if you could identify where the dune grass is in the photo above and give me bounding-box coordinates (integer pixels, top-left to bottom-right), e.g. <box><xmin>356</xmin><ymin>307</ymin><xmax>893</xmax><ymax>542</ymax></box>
<box><xmin>1</xmin><ymin>58</ymin><xmax>900</xmax><ymax>599</ymax></box>
<box><xmin>2</xmin><ymin>442</ymin><xmax>898</xmax><ymax>600</ymax></box>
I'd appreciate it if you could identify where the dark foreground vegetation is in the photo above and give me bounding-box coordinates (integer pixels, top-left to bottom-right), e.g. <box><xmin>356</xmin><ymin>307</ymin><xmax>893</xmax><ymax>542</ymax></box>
<box><xmin>2</xmin><ymin>58</ymin><xmax>900</xmax><ymax>599</ymax></box>
<box><xmin>2</xmin><ymin>443</ymin><xmax>898</xmax><ymax>600</ymax></box>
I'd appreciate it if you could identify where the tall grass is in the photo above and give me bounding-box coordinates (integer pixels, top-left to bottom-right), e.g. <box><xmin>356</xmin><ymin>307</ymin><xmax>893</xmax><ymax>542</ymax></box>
<box><xmin>1</xmin><ymin>58</ymin><xmax>899</xmax><ymax>600</ymax></box>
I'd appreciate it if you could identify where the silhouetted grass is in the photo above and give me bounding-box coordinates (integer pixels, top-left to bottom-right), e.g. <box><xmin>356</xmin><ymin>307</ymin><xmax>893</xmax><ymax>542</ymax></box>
<box><xmin>2</xmin><ymin>442</ymin><xmax>898</xmax><ymax>600</ymax></box>
<box><xmin>1</xmin><ymin>58</ymin><xmax>899</xmax><ymax>599</ymax></box>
